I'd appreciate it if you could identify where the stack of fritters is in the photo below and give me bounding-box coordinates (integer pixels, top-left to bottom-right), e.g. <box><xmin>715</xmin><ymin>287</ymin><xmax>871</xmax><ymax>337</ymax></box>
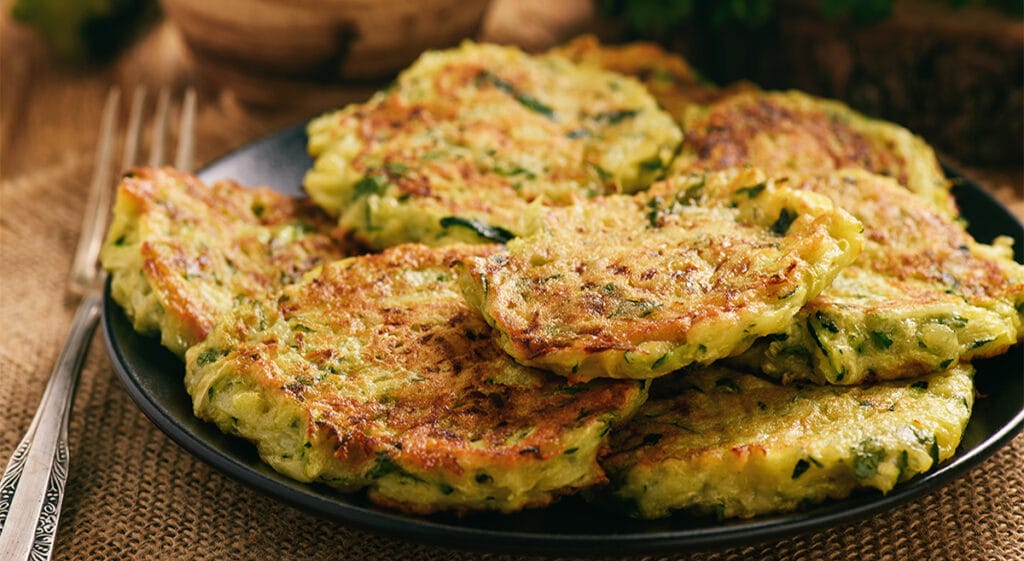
<box><xmin>303</xmin><ymin>41</ymin><xmax>682</xmax><ymax>249</ymax></box>
<box><xmin>463</xmin><ymin>169</ymin><xmax>863</xmax><ymax>382</ymax></box>
<box><xmin>102</xmin><ymin>39</ymin><xmax>1024</xmax><ymax>519</ymax></box>
<box><xmin>186</xmin><ymin>244</ymin><xmax>646</xmax><ymax>513</ymax></box>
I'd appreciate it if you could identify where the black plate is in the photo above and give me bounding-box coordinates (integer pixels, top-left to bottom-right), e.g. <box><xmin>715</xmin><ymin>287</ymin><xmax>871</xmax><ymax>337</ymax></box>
<box><xmin>103</xmin><ymin>124</ymin><xmax>1024</xmax><ymax>555</ymax></box>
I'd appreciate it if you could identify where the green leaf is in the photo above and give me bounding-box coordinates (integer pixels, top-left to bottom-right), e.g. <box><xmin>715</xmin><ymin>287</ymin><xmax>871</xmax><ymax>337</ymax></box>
<box><xmin>12</xmin><ymin>0</ymin><xmax>156</xmax><ymax>60</ymax></box>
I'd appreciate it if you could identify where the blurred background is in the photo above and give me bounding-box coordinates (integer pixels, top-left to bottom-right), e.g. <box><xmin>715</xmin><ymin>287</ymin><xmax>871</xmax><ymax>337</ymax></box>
<box><xmin>3</xmin><ymin>0</ymin><xmax>1021</xmax><ymax>186</ymax></box>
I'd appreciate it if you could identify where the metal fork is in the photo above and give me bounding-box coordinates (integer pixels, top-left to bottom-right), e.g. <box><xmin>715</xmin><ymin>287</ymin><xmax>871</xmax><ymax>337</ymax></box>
<box><xmin>0</xmin><ymin>86</ymin><xmax>197</xmax><ymax>561</ymax></box>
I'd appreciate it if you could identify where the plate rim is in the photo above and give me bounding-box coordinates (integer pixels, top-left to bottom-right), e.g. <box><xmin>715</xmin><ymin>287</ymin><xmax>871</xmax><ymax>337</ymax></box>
<box><xmin>101</xmin><ymin>123</ymin><xmax>1024</xmax><ymax>555</ymax></box>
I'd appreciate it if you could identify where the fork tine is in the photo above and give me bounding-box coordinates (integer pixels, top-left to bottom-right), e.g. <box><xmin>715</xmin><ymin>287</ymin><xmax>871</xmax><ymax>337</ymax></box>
<box><xmin>174</xmin><ymin>87</ymin><xmax>197</xmax><ymax>171</ymax></box>
<box><xmin>148</xmin><ymin>87</ymin><xmax>171</xmax><ymax>167</ymax></box>
<box><xmin>68</xmin><ymin>87</ymin><xmax>120</xmax><ymax>295</ymax></box>
<box><xmin>120</xmin><ymin>86</ymin><xmax>146</xmax><ymax>172</ymax></box>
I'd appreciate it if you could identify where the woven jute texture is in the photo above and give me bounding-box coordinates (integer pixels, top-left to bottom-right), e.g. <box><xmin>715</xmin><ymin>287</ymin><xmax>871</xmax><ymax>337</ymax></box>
<box><xmin>2</xmin><ymin>146</ymin><xmax>1023</xmax><ymax>561</ymax></box>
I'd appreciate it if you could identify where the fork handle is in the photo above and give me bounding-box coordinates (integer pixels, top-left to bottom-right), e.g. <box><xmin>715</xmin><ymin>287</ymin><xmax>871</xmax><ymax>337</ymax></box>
<box><xmin>0</xmin><ymin>293</ymin><xmax>101</xmax><ymax>561</ymax></box>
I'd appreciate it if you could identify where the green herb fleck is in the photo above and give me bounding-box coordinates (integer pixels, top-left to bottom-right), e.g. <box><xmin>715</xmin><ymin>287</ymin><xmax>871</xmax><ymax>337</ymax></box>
<box><xmin>870</xmin><ymin>330</ymin><xmax>893</xmax><ymax>349</ymax></box>
<box><xmin>587</xmin><ymin>162</ymin><xmax>613</xmax><ymax>182</ymax></box>
<box><xmin>941</xmin><ymin>315</ymin><xmax>968</xmax><ymax>328</ymax></box>
<box><xmin>771</xmin><ymin>208</ymin><xmax>798</xmax><ymax>236</ymax></box>
<box><xmin>651</xmin><ymin>353</ymin><xmax>669</xmax><ymax>370</ymax></box>
<box><xmin>734</xmin><ymin>182</ymin><xmax>766</xmax><ymax>199</ymax></box>
<box><xmin>677</xmin><ymin>178</ymin><xmax>705</xmax><ymax>204</ymax></box>
<box><xmin>646</xmin><ymin>197</ymin><xmax>665</xmax><ymax>227</ymax></box>
<box><xmin>639</xmin><ymin>156</ymin><xmax>665</xmax><ymax>172</ymax></box>
<box><xmin>806</xmin><ymin>319</ymin><xmax>830</xmax><ymax>357</ymax></box>
<box><xmin>197</xmin><ymin>348</ymin><xmax>222</xmax><ymax>367</ymax></box>
<box><xmin>896</xmin><ymin>449</ymin><xmax>910</xmax><ymax>481</ymax></box>
<box><xmin>384</xmin><ymin>162</ymin><xmax>409</xmax><ymax>175</ymax></box>
<box><xmin>610</xmin><ymin>298</ymin><xmax>661</xmax><ymax>318</ymax></box>
<box><xmin>353</xmin><ymin>174</ymin><xmax>387</xmax><ymax>199</ymax></box>
<box><xmin>439</xmin><ymin>216</ymin><xmax>515</xmax><ymax>243</ymax></box>
<box><xmin>853</xmin><ymin>438</ymin><xmax>886</xmax><ymax>480</ymax></box>
<box><xmin>366</xmin><ymin>456</ymin><xmax>400</xmax><ymax>479</ymax></box>
<box><xmin>815</xmin><ymin>312</ymin><xmax>840</xmax><ymax>333</ymax></box>
<box><xmin>493</xmin><ymin>163</ymin><xmax>536</xmax><ymax>179</ymax></box>
<box><xmin>792</xmin><ymin>459</ymin><xmax>811</xmax><ymax>479</ymax></box>
<box><xmin>668</xmin><ymin>421</ymin><xmax>700</xmax><ymax>434</ymax></box>
<box><xmin>971</xmin><ymin>337</ymin><xmax>995</xmax><ymax>349</ymax></box>
<box><xmin>592</xmin><ymin>108</ymin><xmax>640</xmax><ymax>124</ymax></box>
<box><xmin>478</xmin><ymin>70</ymin><xmax>555</xmax><ymax>119</ymax></box>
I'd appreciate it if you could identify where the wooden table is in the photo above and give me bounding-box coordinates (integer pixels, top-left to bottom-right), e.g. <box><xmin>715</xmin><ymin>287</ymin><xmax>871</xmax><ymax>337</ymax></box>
<box><xmin>2</xmin><ymin>5</ymin><xmax>1022</xmax><ymax>561</ymax></box>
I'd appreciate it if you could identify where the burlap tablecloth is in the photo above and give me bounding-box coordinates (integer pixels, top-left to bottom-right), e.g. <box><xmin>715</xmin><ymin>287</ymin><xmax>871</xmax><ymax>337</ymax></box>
<box><xmin>2</xmin><ymin>10</ymin><xmax>1023</xmax><ymax>560</ymax></box>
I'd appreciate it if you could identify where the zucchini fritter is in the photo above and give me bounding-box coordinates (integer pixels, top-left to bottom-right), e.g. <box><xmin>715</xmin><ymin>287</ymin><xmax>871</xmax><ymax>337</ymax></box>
<box><xmin>601</xmin><ymin>364</ymin><xmax>974</xmax><ymax>520</ymax></box>
<box><xmin>735</xmin><ymin>170</ymin><xmax>1024</xmax><ymax>384</ymax></box>
<box><xmin>673</xmin><ymin>90</ymin><xmax>957</xmax><ymax>216</ymax></box>
<box><xmin>100</xmin><ymin>168</ymin><xmax>350</xmax><ymax>356</ymax></box>
<box><xmin>461</xmin><ymin>168</ymin><xmax>864</xmax><ymax>382</ymax></box>
<box><xmin>185</xmin><ymin>244</ymin><xmax>647</xmax><ymax>514</ymax></box>
<box><xmin>304</xmin><ymin>41</ymin><xmax>682</xmax><ymax>249</ymax></box>
<box><xmin>548</xmin><ymin>35</ymin><xmax>757</xmax><ymax>119</ymax></box>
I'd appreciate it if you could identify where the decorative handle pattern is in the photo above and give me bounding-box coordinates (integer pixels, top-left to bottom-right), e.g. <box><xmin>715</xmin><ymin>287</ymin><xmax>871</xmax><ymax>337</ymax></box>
<box><xmin>0</xmin><ymin>293</ymin><xmax>101</xmax><ymax>561</ymax></box>
<box><xmin>0</xmin><ymin>439</ymin><xmax>31</xmax><ymax>529</ymax></box>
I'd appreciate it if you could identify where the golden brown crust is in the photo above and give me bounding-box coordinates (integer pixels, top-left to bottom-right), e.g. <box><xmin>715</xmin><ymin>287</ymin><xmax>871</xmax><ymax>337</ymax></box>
<box><xmin>463</xmin><ymin>169</ymin><xmax>864</xmax><ymax>381</ymax></box>
<box><xmin>601</xmin><ymin>364</ymin><xmax>975</xmax><ymax>519</ymax></box>
<box><xmin>674</xmin><ymin>90</ymin><xmax>957</xmax><ymax>215</ymax></box>
<box><xmin>734</xmin><ymin>170</ymin><xmax>1024</xmax><ymax>384</ymax></box>
<box><xmin>259</xmin><ymin>245</ymin><xmax>637</xmax><ymax>463</ymax></box>
<box><xmin>101</xmin><ymin>167</ymin><xmax>352</xmax><ymax>355</ymax></box>
<box><xmin>304</xmin><ymin>41</ymin><xmax>682</xmax><ymax>248</ymax></box>
<box><xmin>186</xmin><ymin>243</ymin><xmax>647</xmax><ymax>513</ymax></box>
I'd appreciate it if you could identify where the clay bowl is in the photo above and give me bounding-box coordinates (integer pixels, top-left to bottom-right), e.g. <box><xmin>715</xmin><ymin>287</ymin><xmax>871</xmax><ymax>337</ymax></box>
<box><xmin>160</xmin><ymin>0</ymin><xmax>491</xmax><ymax>82</ymax></box>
